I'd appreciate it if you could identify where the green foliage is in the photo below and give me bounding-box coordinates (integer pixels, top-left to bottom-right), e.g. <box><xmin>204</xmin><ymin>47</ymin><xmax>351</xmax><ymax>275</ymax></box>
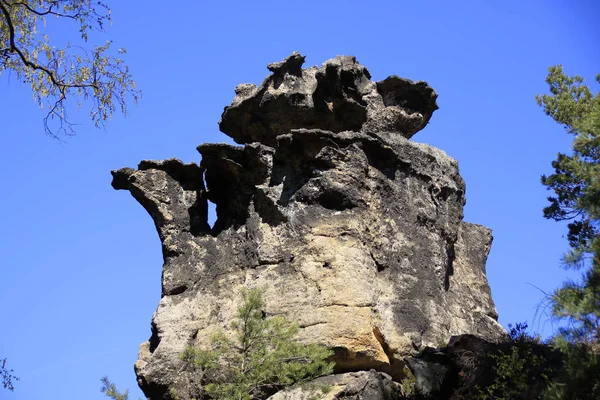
<box><xmin>181</xmin><ymin>288</ymin><xmax>334</xmax><ymax>400</ymax></box>
<box><xmin>458</xmin><ymin>65</ymin><xmax>600</xmax><ymax>400</ymax></box>
<box><xmin>535</xmin><ymin>65</ymin><xmax>600</xmax><ymax>398</ymax></box>
<box><xmin>475</xmin><ymin>323</ymin><xmax>558</xmax><ymax>400</ymax></box>
<box><xmin>537</xmin><ymin>66</ymin><xmax>600</xmax><ymax>256</ymax></box>
<box><xmin>538</xmin><ymin>68</ymin><xmax>600</xmax><ymax>336</ymax></box>
<box><xmin>100</xmin><ymin>376</ymin><xmax>136</xmax><ymax>400</ymax></box>
<box><xmin>0</xmin><ymin>0</ymin><xmax>140</xmax><ymax>137</ymax></box>
<box><xmin>400</xmin><ymin>365</ymin><xmax>416</xmax><ymax>397</ymax></box>
<box><xmin>1</xmin><ymin>358</ymin><xmax>19</xmax><ymax>391</ymax></box>
<box><xmin>543</xmin><ymin>339</ymin><xmax>600</xmax><ymax>400</ymax></box>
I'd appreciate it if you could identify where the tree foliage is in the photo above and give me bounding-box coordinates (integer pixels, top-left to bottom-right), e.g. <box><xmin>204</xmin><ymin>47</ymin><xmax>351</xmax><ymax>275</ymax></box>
<box><xmin>536</xmin><ymin>65</ymin><xmax>600</xmax><ymax>398</ymax></box>
<box><xmin>100</xmin><ymin>376</ymin><xmax>131</xmax><ymax>400</ymax></box>
<box><xmin>1</xmin><ymin>358</ymin><xmax>19</xmax><ymax>391</ymax></box>
<box><xmin>0</xmin><ymin>0</ymin><xmax>140</xmax><ymax>137</ymax></box>
<box><xmin>181</xmin><ymin>288</ymin><xmax>334</xmax><ymax>400</ymax></box>
<box><xmin>475</xmin><ymin>323</ymin><xmax>560</xmax><ymax>400</ymax></box>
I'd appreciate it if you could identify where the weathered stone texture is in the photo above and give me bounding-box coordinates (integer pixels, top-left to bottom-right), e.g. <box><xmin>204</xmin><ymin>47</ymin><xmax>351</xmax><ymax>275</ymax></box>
<box><xmin>268</xmin><ymin>370</ymin><xmax>406</xmax><ymax>400</ymax></box>
<box><xmin>112</xmin><ymin>53</ymin><xmax>503</xmax><ymax>400</ymax></box>
<box><xmin>219</xmin><ymin>52</ymin><xmax>438</xmax><ymax>146</ymax></box>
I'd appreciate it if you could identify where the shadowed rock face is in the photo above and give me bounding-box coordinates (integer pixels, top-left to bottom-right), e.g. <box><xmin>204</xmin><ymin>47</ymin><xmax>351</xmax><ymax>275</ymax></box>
<box><xmin>219</xmin><ymin>52</ymin><xmax>439</xmax><ymax>146</ymax></box>
<box><xmin>111</xmin><ymin>54</ymin><xmax>503</xmax><ymax>400</ymax></box>
<box><xmin>268</xmin><ymin>370</ymin><xmax>406</xmax><ymax>400</ymax></box>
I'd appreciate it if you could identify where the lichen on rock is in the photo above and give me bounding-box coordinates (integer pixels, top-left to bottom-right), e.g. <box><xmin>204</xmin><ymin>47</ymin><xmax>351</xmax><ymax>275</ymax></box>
<box><xmin>111</xmin><ymin>53</ymin><xmax>503</xmax><ymax>400</ymax></box>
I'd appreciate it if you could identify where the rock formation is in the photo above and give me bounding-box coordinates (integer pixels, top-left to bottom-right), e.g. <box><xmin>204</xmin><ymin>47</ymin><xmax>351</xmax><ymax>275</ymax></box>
<box><xmin>111</xmin><ymin>53</ymin><xmax>505</xmax><ymax>400</ymax></box>
<box><xmin>268</xmin><ymin>370</ymin><xmax>406</xmax><ymax>400</ymax></box>
<box><xmin>219</xmin><ymin>52</ymin><xmax>438</xmax><ymax>146</ymax></box>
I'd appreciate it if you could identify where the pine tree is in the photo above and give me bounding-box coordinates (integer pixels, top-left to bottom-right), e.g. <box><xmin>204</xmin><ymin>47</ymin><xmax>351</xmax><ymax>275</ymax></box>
<box><xmin>100</xmin><ymin>377</ymin><xmax>131</xmax><ymax>400</ymax></box>
<box><xmin>181</xmin><ymin>288</ymin><xmax>334</xmax><ymax>400</ymax></box>
<box><xmin>536</xmin><ymin>65</ymin><xmax>600</xmax><ymax>398</ymax></box>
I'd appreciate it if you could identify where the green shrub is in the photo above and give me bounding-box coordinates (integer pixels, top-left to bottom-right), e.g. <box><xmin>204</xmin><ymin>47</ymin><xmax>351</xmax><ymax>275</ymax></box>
<box><xmin>475</xmin><ymin>323</ymin><xmax>559</xmax><ymax>400</ymax></box>
<box><xmin>181</xmin><ymin>288</ymin><xmax>334</xmax><ymax>400</ymax></box>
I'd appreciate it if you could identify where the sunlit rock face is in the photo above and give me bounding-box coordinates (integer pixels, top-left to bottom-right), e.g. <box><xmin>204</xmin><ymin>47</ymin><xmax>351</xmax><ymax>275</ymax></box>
<box><xmin>219</xmin><ymin>52</ymin><xmax>439</xmax><ymax>146</ymax></box>
<box><xmin>111</xmin><ymin>53</ymin><xmax>504</xmax><ymax>400</ymax></box>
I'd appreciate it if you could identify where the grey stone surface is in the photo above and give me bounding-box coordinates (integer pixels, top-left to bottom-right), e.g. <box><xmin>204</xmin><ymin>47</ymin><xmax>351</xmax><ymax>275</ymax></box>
<box><xmin>111</xmin><ymin>54</ymin><xmax>503</xmax><ymax>400</ymax></box>
<box><xmin>219</xmin><ymin>52</ymin><xmax>438</xmax><ymax>146</ymax></box>
<box><xmin>268</xmin><ymin>370</ymin><xmax>405</xmax><ymax>400</ymax></box>
<box><xmin>406</xmin><ymin>348</ymin><xmax>451</xmax><ymax>397</ymax></box>
<box><xmin>404</xmin><ymin>333</ymin><xmax>510</xmax><ymax>399</ymax></box>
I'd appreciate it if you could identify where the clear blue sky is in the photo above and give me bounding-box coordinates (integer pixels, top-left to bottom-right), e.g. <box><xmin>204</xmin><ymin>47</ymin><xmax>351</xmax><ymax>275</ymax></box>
<box><xmin>1</xmin><ymin>1</ymin><xmax>598</xmax><ymax>399</ymax></box>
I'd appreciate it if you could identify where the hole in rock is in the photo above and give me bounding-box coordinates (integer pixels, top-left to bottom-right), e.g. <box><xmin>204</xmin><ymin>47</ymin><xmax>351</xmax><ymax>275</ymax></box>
<box><xmin>149</xmin><ymin>320</ymin><xmax>161</xmax><ymax>353</ymax></box>
<box><xmin>207</xmin><ymin>200</ymin><xmax>217</xmax><ymax>230</ymax></box>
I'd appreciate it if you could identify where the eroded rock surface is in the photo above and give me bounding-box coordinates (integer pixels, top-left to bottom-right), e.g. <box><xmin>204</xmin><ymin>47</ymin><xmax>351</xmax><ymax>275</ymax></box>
<box><xmin>219</xmin><ymin>52</ymin><xmax>438</xmax><ymax>146</ymax></box>
<box><xmin>111</xmin><ymin>53</ymin><xmax>503</xmax><ymax>400</ymax></box>
<box><xmin>267</xmin><ymin>370</ymin><xmax>406</xmax><ymax>400</ymax></box>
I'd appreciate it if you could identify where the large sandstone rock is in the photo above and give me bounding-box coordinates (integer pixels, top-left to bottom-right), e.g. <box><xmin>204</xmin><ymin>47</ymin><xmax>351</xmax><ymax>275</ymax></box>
<box><xmin>111</xmin><ymin>54</ymin><xmax>503</xmax><ymax>400</ymax></box>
